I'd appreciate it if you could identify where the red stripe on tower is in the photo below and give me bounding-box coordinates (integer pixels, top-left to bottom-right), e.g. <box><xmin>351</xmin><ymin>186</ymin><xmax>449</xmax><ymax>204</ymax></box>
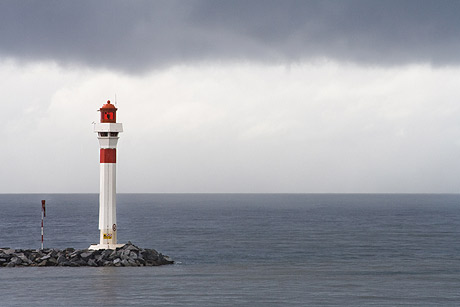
<box><xmin>100</xmin><ymin>148</ymin><xmax>117</xmax><ymax>163</ymax></box>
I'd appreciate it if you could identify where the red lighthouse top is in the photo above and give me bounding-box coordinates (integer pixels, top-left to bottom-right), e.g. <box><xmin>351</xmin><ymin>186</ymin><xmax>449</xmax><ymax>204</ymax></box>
<box><xmin>100</xmin><ymin>100</ymin><xmax>117</xmax><ymax>123</ymax></box>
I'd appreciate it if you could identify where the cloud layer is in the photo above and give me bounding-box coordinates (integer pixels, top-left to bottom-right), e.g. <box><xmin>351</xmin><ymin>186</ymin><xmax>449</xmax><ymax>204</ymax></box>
<box><xmin>1</xmin><ymin>61</ymin><xmax>460</xmax><ymax>193</ymax></box>
<box><xmin>1</xmin><ymin>0</ymin><xmax>460</xmax><ymax>72</ymax></box>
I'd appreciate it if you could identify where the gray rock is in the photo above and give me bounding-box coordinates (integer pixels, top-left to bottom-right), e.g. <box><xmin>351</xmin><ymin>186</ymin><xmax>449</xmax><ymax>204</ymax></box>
<box><xmin>80</xmin><ymin>251</ymin><xmax>93</xmax><ymax>260</ymax></box>
<box><xmin>109</xmin><ymin>250</ymin><xmax>118</xmax><ymax>260</ymax></box>
<box><xmin>124</xmin><ymin>244</ymin><xmax>140</xmax><ymax>252</ymax></box>
<box><xmin>137</xmin><ymin>257</ymin><xmax>145</xmax><ymax>265</ymax></box>
<box><xmin>38</xmin><ymin>260</ymin><xmax>47</xmax><ymax>267</ymax></box>
<box><xmin>49</xmin><ymin>249</ymin><xmax>59</xmax><ymax>258</ymax></box>
<box><xmin>127</xmin><ymin>259</ymin><xmax>137</xmax><ymax>266</ymax></box>
<box><xmin>120</xmin><ymin>249</ymin><xmax>131</xmax><ymax>260</ymax></box>
<box><xmin>88</xmin><ymin>259</ymin><xmax>98</xmax><ymax>267</ymax></box>
<box><xmin>48</xmin><ymin>257</ymin><xmax>58</xmax><ymax>265</ymax></box>
<box><xmin>70</xmin><ymin>251</ymin><xmax>81</xmax><ymax>258</ymax></box>
<box><xmin>0</xmin><ymin>245</ymin><xmax>173</xmax><ymax>268</ymax></box>
<box><xmin>39</xmin><ymin>255</ymin><xmax>51</xmax><ymax>261</ymax></box>
<box><xmin>101</xmin><ymin>249</ymin><xmax>112</xmax><ymax>259</ymax></box>
<box><xmin>4</xmin><ymin>249</ymin><xmax>15</xmax><ymax>255</ymax></box>
<box><xmin>0</xmin><ymin>254</ymin><xmax>11</xmax><ymax>261</ymax></box>
<box><xmin>10</xmin><ymin>257</ymin><xmax>22</xmax><ymax>265</ymax></box>
<box><xmin>76</xmin><ymin>259</ymin><xmax>87</xmax><ymax>266</ymax></box>
<box><xmin>163</xmin><ymin>256</ymin><xmax>174</xmax><ymax>264</ymax></box>
<box><xmin>57</xmin><ymin>255</ymin><xmax>67</xmax><ymax>264</ymax></box>
<box><xmin>129</xmin><ymin>251</ymin><xmax>138</xmax><ymax>260</ymax></box>
<box><xmin>27</xmin><ymin>253</ymin><xmax>39</xmax><ymax>262</ymax></box>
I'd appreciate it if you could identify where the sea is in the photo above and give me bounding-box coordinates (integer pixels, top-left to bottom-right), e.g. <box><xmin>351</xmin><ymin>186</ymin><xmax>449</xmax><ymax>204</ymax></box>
<box><xmin>0</xmin><ymin>193</ymin><xmax>459</xmax><ymax>306</ymax></box>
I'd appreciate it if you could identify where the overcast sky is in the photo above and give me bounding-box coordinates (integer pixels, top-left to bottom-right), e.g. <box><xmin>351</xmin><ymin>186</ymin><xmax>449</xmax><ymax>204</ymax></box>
<box><xmin>1</xmin><ymin>0</ymin><xmax>460</xmax><ymax>193</ymax></box>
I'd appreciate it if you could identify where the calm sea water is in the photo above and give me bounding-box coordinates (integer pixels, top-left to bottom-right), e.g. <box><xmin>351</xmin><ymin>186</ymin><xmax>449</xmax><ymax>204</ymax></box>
<box><xmin>0</xmin><ymin>194</ymin><xmax>459</xmax><ymax>306</ymax></box>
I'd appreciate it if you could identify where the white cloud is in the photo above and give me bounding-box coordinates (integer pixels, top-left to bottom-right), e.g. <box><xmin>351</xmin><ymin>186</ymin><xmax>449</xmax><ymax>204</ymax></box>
<box><xmin>1</xmin><ymin>61</ymin><xmax>460</xmax><ymax>192</ymax></box>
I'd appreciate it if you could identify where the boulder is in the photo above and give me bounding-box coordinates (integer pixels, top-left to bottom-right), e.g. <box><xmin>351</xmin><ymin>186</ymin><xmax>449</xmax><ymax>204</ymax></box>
<box><xmin>129</xmin><ymin>251</ymin><xmax>138</xmax><ymax>260</ymax></box>
<box><xmin>57</xmin><ymin>255</ymin><xmax>67</xmax><ymax>264</ymax></box>
<box><xmin>3</xmin><ymin>249</ymin><xmax>16</xmax><ymax>255</ymax></box>
<box><xmin>10</xmin><ymin>257</ymin><xmax>22</xmax><ymax>265</ymax></box>
<box><xmin>38</xmin><ymin>260</ymin><xmax>47</xmax><ymax>267</ymax></box>
<box><xmin>101</xmin><ymin>249</ymin><xmax>113</xmax><ymax>259</ymax></box>
<box><xmin>0</xmin><ymin>244</ymin><xmax>173</xmax><ymax>267</ymax></box>
<box><xmin>80</xmin><ymin>251</ymin><xmax>94</xmax><ymax>261</ymax></box>
<box><xmin>18</xmin><ymin>254</ymin><xmax>32</xmax><ymax>265</ymax></box>
<box><xmin>39</xmin><ymin>255</ymin><xmax>51</xmax><ymax>262</ymax></box>
<box><xmin>48</xmin><ymin>257</ymin><xmax>58</xmax><ymax>265</ymax></box>
<box><xmin>87</xmin><ymin>259</ymin><xmax>98</xmax><ymax>267</ymax></box>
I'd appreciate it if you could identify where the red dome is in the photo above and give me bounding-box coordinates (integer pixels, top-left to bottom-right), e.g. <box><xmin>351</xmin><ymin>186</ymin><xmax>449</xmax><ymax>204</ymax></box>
<box><xmin>100</xmin><ymin>100</ymin><xmax>117</xmax><ymax>110</ymax></box>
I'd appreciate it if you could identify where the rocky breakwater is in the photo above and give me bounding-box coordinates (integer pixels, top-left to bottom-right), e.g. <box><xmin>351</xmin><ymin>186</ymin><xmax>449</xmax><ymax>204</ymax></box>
<box><xmin>0</xmin><ymin>242</ymin><xmax>173</xmax><ymax>267</ymax></box>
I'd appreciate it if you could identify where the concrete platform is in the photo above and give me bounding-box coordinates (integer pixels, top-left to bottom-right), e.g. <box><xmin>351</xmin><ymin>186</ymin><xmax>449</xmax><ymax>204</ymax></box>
<box><xmin>89</xmin><ymin>243</ymin><xmax>125</xmax><ymax>250</ymax></box>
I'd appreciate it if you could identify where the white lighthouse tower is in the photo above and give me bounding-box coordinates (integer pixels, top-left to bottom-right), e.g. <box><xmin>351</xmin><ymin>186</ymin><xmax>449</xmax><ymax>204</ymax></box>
<box><xmin>90</xmin><ymin>101</ymin><xmax>124</xmax><ymax>250</ymax></box>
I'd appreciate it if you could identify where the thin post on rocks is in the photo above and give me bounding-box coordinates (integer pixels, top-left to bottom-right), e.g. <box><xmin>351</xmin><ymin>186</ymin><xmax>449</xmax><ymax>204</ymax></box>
<box><xmin>41</xmin><ymin>200</ymin><xmax>46</xmax><ymax>250</ymax></box>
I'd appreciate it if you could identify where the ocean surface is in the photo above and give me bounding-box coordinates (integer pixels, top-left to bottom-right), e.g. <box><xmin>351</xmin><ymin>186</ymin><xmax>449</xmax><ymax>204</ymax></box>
<box><xmin>0</xmin><ymin>194</ymin><xmax>459</xmax><ymax>306</ymax></box>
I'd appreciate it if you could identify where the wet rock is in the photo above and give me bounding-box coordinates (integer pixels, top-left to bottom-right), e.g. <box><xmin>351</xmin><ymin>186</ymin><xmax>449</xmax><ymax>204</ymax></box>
<box><xmin>18</xmin><ymin>254</ymin><xmax>32</xmax><ymax>265</ymax></box>
<box><xmin>3</xmin><ymin>249</ymin><xmax>16</xmax><ymax>255</ymax></box>
<box><xmin>0</xmin><ymin>242</ymin><xmax>173</xmax><ymax>268</ymax></box>
<box><xmin>70</xmin><ymin>250</ymin><xmax>81</xmax><ymax>258</ymax></box>
<box><xmin>87</xmin><ymin>259</ymin><xmax>98</xmax><ymax>267</ymax></box>
<box><xmin>101</xmin><ymin>249</ymin><xmax>112</xmax><ymax>258</ymax></box>
<box><xmin>127</xmin><ymin>259</ymin><xmax>137</xmax><ymax>266</ymax></box>
<box><xmin>57</xmin><ymin>255</ymin><xmax>67</xmax><ymax>264</ymax></box>
<box><xmin>49</xmin><ymin>249</ymin><xmax>59</xmax><ymax>258</ymax></box>
<box><xmin>48</xmin><ymin>257</ymin><xmax>58</xmax><ymax>265</ymax></box>
<box><xmin>10</xmin><ymin>257</ymin><xmax>22</xmax><ymax>265</ymax></box>
<box><xmin>39</xmin><ymin>255</ymin><xmax>51</xmax><ymax>262</ymax></box>
<box><xmin>80</xmin><ymin>251</ymin><xmax>94</xmax><ymax>261</ymax></box>
<box><xmin>38</xmin><ymin>260</ymin><xmax>47</xmax><ymax>267</ymax></box>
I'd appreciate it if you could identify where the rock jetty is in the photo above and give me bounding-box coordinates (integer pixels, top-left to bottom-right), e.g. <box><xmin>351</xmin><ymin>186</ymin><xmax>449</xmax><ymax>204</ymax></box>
<box><xmin>0</xmin><ymin>242</ymin><xmax>173</xmax><ymax>267</ymax></box>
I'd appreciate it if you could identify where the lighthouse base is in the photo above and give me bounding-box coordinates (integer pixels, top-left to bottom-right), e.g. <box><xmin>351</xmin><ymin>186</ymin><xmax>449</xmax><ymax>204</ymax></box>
<box><xmin>89</xmin><ymin>243</ymin><xmax>125</xmax><ymax>250</ymax></box>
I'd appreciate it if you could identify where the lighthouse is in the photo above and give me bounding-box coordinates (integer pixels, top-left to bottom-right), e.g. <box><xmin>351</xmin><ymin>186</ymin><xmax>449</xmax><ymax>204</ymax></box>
<box><xmin>89</xmin><ymin>101</ymin><xmax>124</xmax><ymax>250</ymax></box>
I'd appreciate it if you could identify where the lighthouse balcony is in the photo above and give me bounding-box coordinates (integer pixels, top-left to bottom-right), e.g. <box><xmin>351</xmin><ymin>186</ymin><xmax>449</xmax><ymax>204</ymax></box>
<box><xmin>94</xmin><ymin>123</ymin><xmax>123</xmax><ymax>133</ymax></box>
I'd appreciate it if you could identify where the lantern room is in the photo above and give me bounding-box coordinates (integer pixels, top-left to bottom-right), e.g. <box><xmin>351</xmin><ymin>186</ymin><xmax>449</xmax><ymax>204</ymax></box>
<box><xmin>100</xmin><ymin>101</ymin><xmax>117</xmax><ymax>123</ymax></box>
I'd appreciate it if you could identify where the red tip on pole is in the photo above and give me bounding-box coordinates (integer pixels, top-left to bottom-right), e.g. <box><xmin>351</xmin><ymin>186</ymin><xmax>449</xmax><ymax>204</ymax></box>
<box><xmin>41</xmin><ymin>200</ymin><xmax>46</xmax><ymax>217</ymax></box>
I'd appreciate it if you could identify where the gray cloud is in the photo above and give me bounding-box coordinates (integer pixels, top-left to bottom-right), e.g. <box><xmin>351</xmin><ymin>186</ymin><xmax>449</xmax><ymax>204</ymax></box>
<box><xmin>1</xmin><ymin>0</ymin><xmax>460</xmax><ymax>72</ymax></box>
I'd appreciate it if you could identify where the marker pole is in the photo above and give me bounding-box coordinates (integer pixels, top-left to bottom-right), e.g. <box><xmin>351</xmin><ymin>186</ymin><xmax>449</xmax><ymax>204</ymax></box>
<box><xmin>41</xmin><ymin>200</ymin><xmax>46</xmax><ymax>249</ymax></box>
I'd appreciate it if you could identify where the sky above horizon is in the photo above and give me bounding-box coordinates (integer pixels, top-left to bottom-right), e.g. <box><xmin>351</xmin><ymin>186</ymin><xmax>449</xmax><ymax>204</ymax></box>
<box><xmin>1</xmin><ymin>0</ymin><xmax>460</xmax><ymax>193</ymax></box>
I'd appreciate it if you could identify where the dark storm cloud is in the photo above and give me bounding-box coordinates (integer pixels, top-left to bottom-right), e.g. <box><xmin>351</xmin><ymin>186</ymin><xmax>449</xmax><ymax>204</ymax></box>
<box><xmin>1</xmin><ymin>0</ymin><xmax>460</xmax><ymax>72</ymax></box>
